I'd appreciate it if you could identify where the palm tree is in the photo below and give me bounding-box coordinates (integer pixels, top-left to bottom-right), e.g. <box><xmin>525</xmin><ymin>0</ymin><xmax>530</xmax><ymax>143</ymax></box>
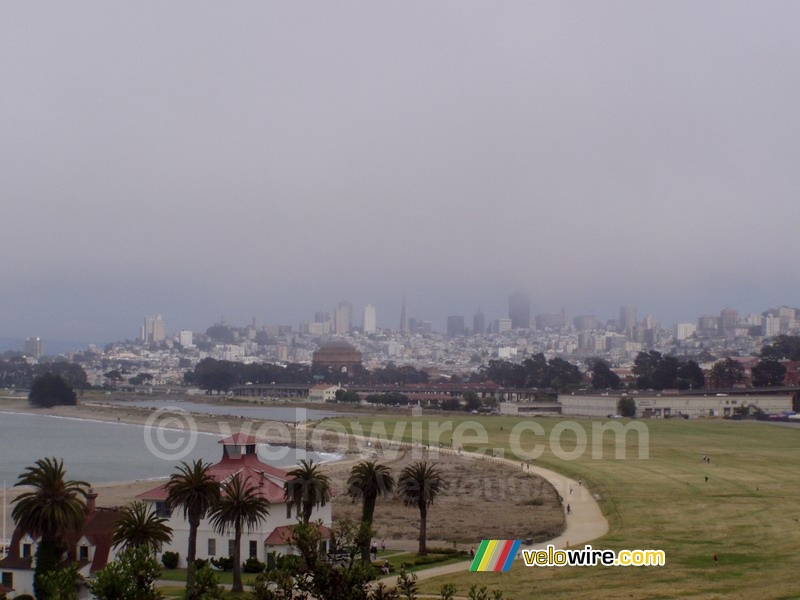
<box><xmin>347</xmin><ymin>460</ymin><xmax>394</xmax><ymax>562</ymax></box>
<box><xmin>284</xmin><ymin>459</ymin><xmax>331</xmax><ymax>524</ymax></box>
<box><xmin>12</xmin><ymin>457</ymin><xmax>89</xmax><ymax>595</ymax></box>
<box><xmin>112</xmin><ymin>500</ymin><xmax>173</xmax><ymax>553</ymax></box>
<box><xmin>396</xmin><ymin>462</ymin><xmax>445</xmax><ymax>555</ymax></box>
<box><xmin>209</xmin><ymin>474</ymin><xmax>270</xmax><ymax>593</ymax></box>
<box><xmin>165</xmin><ymin>460</ymin><xmax>219</xmax><ymax>592</ymax></box>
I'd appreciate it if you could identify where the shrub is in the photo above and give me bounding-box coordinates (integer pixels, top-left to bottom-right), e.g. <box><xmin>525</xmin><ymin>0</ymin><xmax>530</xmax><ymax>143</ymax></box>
<box><xmin>210</xmin><ymin>556</ymin><xmax>233</xmax><ymax>571</ymax></box>
<box><xmin>161</xmin><ymin>551</ymin><xmax>179</xmax><ymax>569</ymax></box>
<box><xmin>243</xmin><ymin>557</ymin><xmax>266</xmax><ymax>573</ymax></box>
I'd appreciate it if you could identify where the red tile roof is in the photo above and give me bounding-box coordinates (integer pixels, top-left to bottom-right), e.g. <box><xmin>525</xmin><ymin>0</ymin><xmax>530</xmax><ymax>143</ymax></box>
<box><xmin>1</xmin><ymin>507</ymin><xmax>122</xmax><ymax>574</ymax></box>
<box><xmin>138</xmin><ymin>453</ymin><xmax>292</xmax><ymax>504</ymax></box>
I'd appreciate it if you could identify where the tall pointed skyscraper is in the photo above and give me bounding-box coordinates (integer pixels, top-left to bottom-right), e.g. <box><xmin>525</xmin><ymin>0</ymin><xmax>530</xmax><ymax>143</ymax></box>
<box><xmin>400</xmin><ymin>294</ymin><xmax>409</xmax><ymax>333</ymax></box>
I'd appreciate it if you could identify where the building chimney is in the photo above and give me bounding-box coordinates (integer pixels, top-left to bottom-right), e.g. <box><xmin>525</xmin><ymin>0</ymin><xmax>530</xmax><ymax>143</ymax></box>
<box><xmin>86</xmin><ymin>488</ymin><xmax>98</xmax><ymax>513</ymax></box>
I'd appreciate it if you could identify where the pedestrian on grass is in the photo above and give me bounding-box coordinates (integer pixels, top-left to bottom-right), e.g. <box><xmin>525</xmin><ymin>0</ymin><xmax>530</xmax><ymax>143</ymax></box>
<box><xmin>381</xmin><ymin>540</ymin><xmax>386</xmax><ymax>554</ymax></box>
<box><xmin>470</xmin><ymin>546</ymin><xmax>475</xmax><ymax>560</ymax></box>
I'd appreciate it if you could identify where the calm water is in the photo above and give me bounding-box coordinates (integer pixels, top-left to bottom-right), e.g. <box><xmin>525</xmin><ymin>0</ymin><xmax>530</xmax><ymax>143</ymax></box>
<box><xmin>0</xmin><ymin>412</ymin><xmax>336</xmax><ymax>484</ymax></box>
<box><xmin>106</xmin><ymin>398</ymin><xmax>349</xmax><ymax>422</ymax></box>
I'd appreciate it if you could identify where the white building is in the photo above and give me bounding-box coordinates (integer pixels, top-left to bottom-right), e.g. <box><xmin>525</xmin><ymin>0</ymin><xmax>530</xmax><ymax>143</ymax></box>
<box><xmin>179</xmin><ymin>329</ymin><xmax>194</xmax><ymax>348</ymax></box>
<box><xmin>308</xmin><ymin>385</ymin><xmax>341</xmax><ymax>403</ymax></box>
<box><xmin>141</xmin><ymin>315</ymin><xmax>166</xmax><ymax>343</ymax></box>
<box><xmin>363</xmin><ymin>304</ymin><xmax>377</xmax><ymax>333</ymax></box>
<box><xmin>137</xmin><ymin>435</ymin><xmax>332</xmax><ymax>568</ymax></box>
<box><xmin>559</xmin><ymin>394</ymin><xmax>793</xmax><ymax>419</ymax></box>
<box><xmin>674</xmin><ymin>323</ymin><xmax>697</xmax><ymax>341</ymax></box>
<box><xmin>764</xmin><ymin>315</ymin><xmax>781</xmax><ymax>337</ymax></box>
<box><xmin>334</xmin><ymin>302</ymin><xmax>352</xmax><ymax>334</ymax></box>
<box><xmin>0</xmin><ymin>491</ymin><xmax>121</xmax><ymax>599</ymax></box>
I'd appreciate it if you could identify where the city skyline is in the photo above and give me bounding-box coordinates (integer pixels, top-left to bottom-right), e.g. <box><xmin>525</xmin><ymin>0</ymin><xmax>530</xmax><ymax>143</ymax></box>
<box><xmin>3</xmin><ymin>294</ymin><xmax>800</xmax><ymax>348</ymax></box>
<box><xmin>2</xmin><ymin>2</ymin><xmax>799</xmax><ymax>343</ymax></box>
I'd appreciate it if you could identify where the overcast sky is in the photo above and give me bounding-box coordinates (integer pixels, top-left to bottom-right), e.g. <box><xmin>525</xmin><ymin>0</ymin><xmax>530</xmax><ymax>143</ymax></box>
<box><xmin>2</xmin><ymin>1</ymin><xmax>799</xmax><ymax>343</ymax></box>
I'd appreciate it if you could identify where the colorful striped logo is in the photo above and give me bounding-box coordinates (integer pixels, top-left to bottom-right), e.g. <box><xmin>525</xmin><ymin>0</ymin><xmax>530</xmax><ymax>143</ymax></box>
<box><xmin>469</xmin><ymin>540</ymin><xmax>521</xmax><ymax>572</ymax></box>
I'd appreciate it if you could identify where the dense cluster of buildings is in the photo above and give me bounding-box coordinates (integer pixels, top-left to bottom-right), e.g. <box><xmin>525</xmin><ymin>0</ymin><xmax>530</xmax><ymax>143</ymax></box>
<box><xmin>10</xmin><ymin>300</ymin><xmax>800</xmax><ymax>389</ymax></box>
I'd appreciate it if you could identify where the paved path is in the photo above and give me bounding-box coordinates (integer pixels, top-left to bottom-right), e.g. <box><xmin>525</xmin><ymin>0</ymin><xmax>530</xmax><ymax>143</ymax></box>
<box><xmin>351</xmin><ymin>441</ymin><xmax>610</xmax><ymax>584</ymax></box>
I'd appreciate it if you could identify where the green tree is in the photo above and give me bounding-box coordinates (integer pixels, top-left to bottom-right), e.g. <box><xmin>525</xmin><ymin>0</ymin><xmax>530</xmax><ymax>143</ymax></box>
<box><xmin>36</xmin><ymin>564</ymin><xmax>83</xmax><ymax>600</ymax></box>
<box><xmin>284</xmin><ymin>460</ymin><xmax>332</xmax><ymax>525</ymax></box>
<box><xmin>676</xmin><ymin>360</ymin><xmax>705</xmax><ymax>389</ymax></box>
<box><xmin>346</xmin><ymin>461</ymin><xmax>395</xmax><ymax>563</ymax></box>
<box><xmin>89</xmin><ymin>546</ymin><xmax>163</xmax><ymax>600</ymax></box>
<box><xmin>588</xmin><ymin>358</ymin><xmax>621</xmax><ymax>390</ymax></box>
<box><xmin>751</xmin><ymin>359</ymin><xmax>787</xmax><ymax>387</ymax></box>
<box><xmin>396</xmin><ymin>462</ymin><xmax>445</xmax><ymax>555</ymax></box>
<box><xmin>187</xmin><ymin>564</ymin><xmax>224</xmax><ymax>599</ymax></box>
<box><xmin>462</xmin><ymin>392</ymin><xmax>482</xmax><ymax>412</ymax></box>
<box><xmin>11</xmin><ymin>458</ymin><xmax>89</xmax><ymax>597</ymax></box>
<box><xmin>617</xmin><ymin>397</ymin><xmax>636</xmax><ymax>418</ymax></box>
<box><xmin>28</xmin><ymin>373</ymin><xmax>77</xmax><ymax>408</ymax></box>
<box><xmin>209</xmin><ymin>473</ymin><xmax>271</xmax><ymax>593</ymax></box>
<box><xmin>112</xmin><ymin>501</ymin><xmax>173</xmax><ymax>553</ymax></box>
<box><xmin>165</xmin><ymin>460</ymin><xmax>220</xmax><ymax>594</ymax></box>
<box><xmin>633</xmin><ymin>351</ymin><xmax>662</xmax><ymax>389</ymax></box>
<box><xmin>760</xmin><ymin>335</ymin><xmax>800</xmax><ymax>361</ymax></box>
<box><xmin>709</xmin><ymin>358</ymin><xmax>745</xmax><ymax>389</ymax></box>
<box><xmin>542</xmin><ymin>357</ymin><xmax>584</xmax><ymax>391</ymax></box>
<box><xmin>251</xmin><ymin>519</ymin><xmax>373</xmax><ymax>600</ymax></box>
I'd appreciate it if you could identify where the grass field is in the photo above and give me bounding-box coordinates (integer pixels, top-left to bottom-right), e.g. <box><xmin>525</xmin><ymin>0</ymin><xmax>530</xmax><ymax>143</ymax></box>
<box><xmin>322</xmin><ymin>415</ymin><xmax>800</xmax><ymax>599</ymax></box>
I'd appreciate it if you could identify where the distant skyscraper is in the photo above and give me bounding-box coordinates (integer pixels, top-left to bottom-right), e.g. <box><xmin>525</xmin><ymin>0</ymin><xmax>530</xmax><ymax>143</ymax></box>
<box><xmin>619</xmin><ymin>306</ymin><xmax>637</xmax><ymax>333</ymax></box>
<box><xmin>140</xmin><ymin>315</ymin><xmax>166</xmax><ymax>343</ymax></box>
<box><xmin>399</xmin><ymin>295</ymin><xmax>409</xmax><ymax>334</ymax></box>
<box><xmin>24</xmin><ymin>336</ymin><xmax>43</xmax><ymax>359</ymax></box>
<box><xmin>674</xmin><ymin>323</ymin><xmax>696</xmax><ymax>341</ymax></box>
<box><xmin>473</xmin><ymin>309</ymin><xmax>485</xmax><ymax>335</ymax></box>
<box><xmin>719</xmin><ymin>307</ymin><xmax>739</xmax><ymax>335</ymax></box>
<box><xmin>764</xmin><ymin>315</ymin><xmax>781</xmax><ymax>337</ymax></box>
<box><xmin>508</xmin><ymin>291</ymin><xmax>531</xmax><ymax>329</ymax></box>
<box><xmin>334</xmin><ymin>302</ymin><xmax>352</xmax><ymax>334</ymax></box>
<box><xmin>491</xmin><ymin>318</ymin><xmax>512</xmax><ymax>334</ymax></box>
<box><xmin>363</xmin><ymin>304</ymin><xmax>377</xmax><ymax>333</ymax></box>
<box><xmin>447</xmin><ymin>315</ymin><xmax>465</xmax><ymax>337</ymax></box>
<box><xmin>179</xmin><ymin>330</ymin><xmax>194</xmax><ymax>347</ymax></box>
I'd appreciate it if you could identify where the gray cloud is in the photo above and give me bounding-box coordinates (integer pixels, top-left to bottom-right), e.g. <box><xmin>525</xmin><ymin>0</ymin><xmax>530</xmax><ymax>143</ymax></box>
<box><xmin>2</xmin><ymin>1</ymin><xmax>799</xmax><ymax>341</ymax></box>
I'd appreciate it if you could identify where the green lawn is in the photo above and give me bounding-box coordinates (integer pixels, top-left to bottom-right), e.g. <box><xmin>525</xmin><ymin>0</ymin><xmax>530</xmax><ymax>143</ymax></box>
<box><xmin>323</xmin><ymin>415</ymin><xmax>800</xmax><ymax>599</ymax></box>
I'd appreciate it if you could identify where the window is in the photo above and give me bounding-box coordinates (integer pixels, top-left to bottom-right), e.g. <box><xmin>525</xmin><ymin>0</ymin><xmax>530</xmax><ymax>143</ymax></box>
<box><xmin>80</xmin><ymin>546</ymin><xmax>89</xmax><ymax>562</ymax></box>
<box><xmin>228</xmin><ymin>539</ymin><xmax>235</xmax><ymax>558</ymax></box>
<box><xmin>208</xmin><ymin>538</ymin><xmax>216</xmax><ymax>556</ymax></box>
<box><xmin>286</xmin><ymin>503</ymin><xmax>292</xmax><ymax>518</ymax></box>
<box><xmin>249</xmin><ymin>540</ymin><xmax>257</xmax><ymax>559</ymax></box>
<box><xmin>1</xmin><ymin>572</ymin><xmax>12</xmax><ymax>589</ymax></box>
<box><xmin>22</xmin><ymin>543</ymin><xmax>31</xmax><ymax>557</ymax></box>
<box><xmin>155</xmin><ymin>501</ymin><xmax>172</xmax><ymax>518</ymax></box>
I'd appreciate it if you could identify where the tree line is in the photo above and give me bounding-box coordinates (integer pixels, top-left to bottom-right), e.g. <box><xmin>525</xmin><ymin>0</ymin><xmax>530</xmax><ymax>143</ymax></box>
<box><xmin>184</xmin><ymin>358</ymin><xmax>432</xmax><ymax>394</ymax></box>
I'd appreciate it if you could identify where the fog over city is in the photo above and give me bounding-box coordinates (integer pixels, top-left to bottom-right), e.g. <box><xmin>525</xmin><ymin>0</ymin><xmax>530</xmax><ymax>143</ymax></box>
<box><xmin>2</xmin><ymin>2</ymin><xmax>799</xmax><ymax>343</ymax></box>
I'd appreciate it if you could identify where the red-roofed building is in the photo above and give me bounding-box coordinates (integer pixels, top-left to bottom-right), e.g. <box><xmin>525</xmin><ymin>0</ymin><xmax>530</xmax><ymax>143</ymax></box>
<box><xmin>0</xmin><ymin>490</ymin><xmax>122</xmax><ymax>599</ymax></box>
<box><xmin>137</xmin><ymin>436</ymin><xmax>332</xmax><ymax>568</ymax></box>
